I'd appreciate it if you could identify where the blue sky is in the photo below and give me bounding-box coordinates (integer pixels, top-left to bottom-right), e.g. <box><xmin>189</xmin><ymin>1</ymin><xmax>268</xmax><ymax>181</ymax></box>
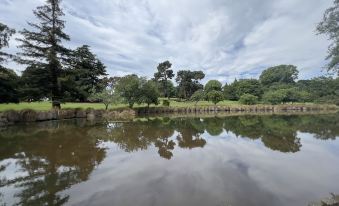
<box><xmin>0</xmin><ymin>0</ymin><xmax>333</xmax><ymax>83</ymax></box>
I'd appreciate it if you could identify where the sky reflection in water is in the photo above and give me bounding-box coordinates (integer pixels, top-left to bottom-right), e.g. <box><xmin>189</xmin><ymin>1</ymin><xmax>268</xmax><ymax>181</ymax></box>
<box><xmin>0</xmin><ymin>114</ymin><xmax>339</xmax><ymax>206</ymax></box>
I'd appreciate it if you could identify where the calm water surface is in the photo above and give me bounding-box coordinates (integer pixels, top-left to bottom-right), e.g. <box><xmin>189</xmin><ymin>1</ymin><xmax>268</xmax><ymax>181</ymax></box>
<box><xmin>0</xmin><ymin>114</ymin><xmax>339</xmax><ymax>206</ymax></box>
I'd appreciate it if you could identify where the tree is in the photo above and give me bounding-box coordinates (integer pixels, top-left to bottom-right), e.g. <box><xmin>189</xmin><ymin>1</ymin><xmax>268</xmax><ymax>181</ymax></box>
<box><xmin>156</xmin><ymin>79</ymin><xmax>176</xmax><ymax>98</ymax></box>
<box><xmin>223</xmin><ymin>83</ymin><xmax>238</xmax><ymax>101</ymax></box>
<box><xmin>0</xmin><ymin>67</ymin><xmax>20</xmax><ymax>103</ymax></box>
<box><xmin>115</xmin><ymin>75</ymin><xmax>145</xmax><ymax>108</ymax></box>
<box><xmin>206</xmin><ymin>90</ymin><xmax>224</xmax><ymax>105</ymax></box>
<box><xmin>239</xmin><ymin>94</ymin><xmax>258</xmax><ymax>105</ymax></box>
<box><xmin>259</xmin><ymin>65</ymin><xmax>299</xmax><ymax>86</ymax></box>
<box><xmin>263</xmin><ymin>90</ymin><xmax>285</xmax><ymax>105</ymax></box>
<box><xmin>66</xmin><ymin>45</ymin><xmax>107</xmax><ymax>101</ymax></box>
<box><xmin>0</xmin><ymin>22</ymin><xmax>18</xmax><ymax>103</ymax></box>
<box><xmin>0</xmin><ymin>22</ymin><xmax>15</xmax><ymax>64</ymax></box>
<box><xmin>16</xmin><ymin>0</ymin><xmax>70</xmax><ymax>108</ymax></box>
<box><xmin>154</xmin><ymin>61</ymin><xmax>174</xmax><ymax>99</ymax></box>
<box><xmin>89</xmin><ymin>87</ymin><xmax>121</xmax><ymax>110</ymax></box>
<box><xmin>20</xmin><ymin>65</ymin><xmax>51</xmax><ymax>101</ymax></box>
<box><xmin>176</xmin><ymin>70</ymin><xmax>205</xmax><ymax>99</ymax></box>
<box><xmin>205</xmin><ymin>80</ymin><xmax>222</xmax><ymax>92</ymax></box>
<box><xmin>139</xmin><ymin>80</ymin><xmax>160</xmax><ymax>108</ymax></box>
<box><xmin>190</xmin><ymin>90</ymin><xmax>205</xmax><ymax>106</ymax></box>
<box><xmin>317</xmin><ymin>0</ymin><xmax>339</xmax><ymax>74</ymax></box>
<box><xmin>233</xmin><ymin>79</ymin><xmax>263</xmax><ymax>99</ymax></box>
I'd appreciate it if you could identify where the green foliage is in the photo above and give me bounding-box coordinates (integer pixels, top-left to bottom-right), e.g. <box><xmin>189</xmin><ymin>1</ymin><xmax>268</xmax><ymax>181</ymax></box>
<box><xmin>64</xmin><ymin>45</ymin><xmax>107</xmax><ymax>101</ymax></box>
<box><xmin>0</xmin><ymin>66</ymin><xmax>20</xmax><ymax>103</ymax></box>
<box><xmin>156</xmin><ymin>80</ymin><xmax>176</xmax><ymax>98</ymax></box>
<box><xmin>139</xmin><ymin>80</ymin><xmax>160</xmax><ymax>107</ymax></box>
<box><xmin>89</xmin><ymin>87</ymin><xmax>121</xmax><ymax>110</ymax></box>
<box><xmin>176</xmin><ymin>70</ymin><xmax>205</xmax><ymax>99</ymax></box>
<box><xmin>233</xmin><ymin>79</ymin><xmax>263</xmax><ymax>100</ymax></box>
<box><xmin>259</xmin><ymin>65</ymin><xmax>299</xmax><ymax>86</ymax></box>
<box><xmin>17</xmin><ymin>0</ymin><xmax>70</xmax><ymax>102</ymax></box>
<box><xmin>154</xmin><ymin>61</ymin><xmax>174</xmax><ymax>98</ymax></box>
<box><xmin>263</xmin><ymin>90</ymin><xmax>286</xmax><ymax>105</ymax></box>
<box><xmin>0</xmin><ymin>22</ymin><xmax>15</xmax><ymax>64</ymax></box>
<box><xmin>263</xmin><ymin>88</ymin><xmax>312</xmax><ymax>104</ymax></box>
<box><xmin>239</xmin><ymin>94</ymin><xmax>258</xmax><ymax>105</ymax></box>
<box><xmin>162</xmin><ymin>100</ymin><xmax>170</xmax><ymax>107</ymax></box>
<box><xmin>223</xmin><ymin>83</ymin><xmax>238</xmax><ymax>101</ymax></box>
<box><xmin>115</xmin><ymin>75</ymin><xmax>145</xmax><ymax>108</ymax></box>
<box><xmin>317</xmin><ymin>0</ymin><xmax>339</xmax><ymax>73</ymax></box>
<box><xmin>206</xmin><ymin>91</ymin><xmax>224</xmax><ymax>105</ymax></box>
<box><xmin>190</xmin><ymin>90</ymin><xmax>205</xmax><ymax>105</ymax></box>
<box><xmin>205</xmin><ymin>80</ymin><xmax>222</xmax><ymax>92</ymax></box>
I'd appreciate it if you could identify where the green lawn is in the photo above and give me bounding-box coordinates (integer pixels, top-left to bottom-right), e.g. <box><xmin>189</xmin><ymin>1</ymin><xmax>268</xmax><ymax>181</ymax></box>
<box><xmin>0</xmin><ymin>99</ymin><xmax>242</xmax><ymax>112</ymax></box>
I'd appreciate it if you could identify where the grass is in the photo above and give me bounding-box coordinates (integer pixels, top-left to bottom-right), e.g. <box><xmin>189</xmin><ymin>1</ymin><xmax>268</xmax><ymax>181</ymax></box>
<box><xmin>0</xmin><ymin>99</ymin><xmax>327</xmax><ymax>112</ymax></box>
<box><xmin>0</xmin><ymin>99</ymin><xmax>242</xmax><ymax>112</ymax></box>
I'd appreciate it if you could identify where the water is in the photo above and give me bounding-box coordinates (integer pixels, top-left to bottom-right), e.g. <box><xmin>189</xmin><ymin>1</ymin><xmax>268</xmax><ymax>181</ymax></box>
<box><xmin>0</xmin><ymin>113</ymin><xmax>339</xmax><ymax>206</ymax></box>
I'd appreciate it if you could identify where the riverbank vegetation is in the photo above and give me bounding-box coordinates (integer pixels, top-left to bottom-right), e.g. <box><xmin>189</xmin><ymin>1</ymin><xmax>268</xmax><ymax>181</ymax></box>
<box><xmin>1</xmin><ymin>0</ymin><xmax>339</xmax><ymax>111</ymax></box>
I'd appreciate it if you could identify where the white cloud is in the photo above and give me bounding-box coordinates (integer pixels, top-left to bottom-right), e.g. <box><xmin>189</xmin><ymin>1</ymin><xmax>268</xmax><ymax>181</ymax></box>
<box><xmin>0</xmin><ymin>0</ymin><xmax>333</xmax><ymax>83</ymax></box>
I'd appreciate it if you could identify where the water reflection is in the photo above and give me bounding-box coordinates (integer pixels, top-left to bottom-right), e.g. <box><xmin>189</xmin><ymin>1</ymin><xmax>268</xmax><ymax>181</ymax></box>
<box><xmin>0</xmin><ymin>114</ymin><xmax>338</xmax><ymax>205</ymax></box>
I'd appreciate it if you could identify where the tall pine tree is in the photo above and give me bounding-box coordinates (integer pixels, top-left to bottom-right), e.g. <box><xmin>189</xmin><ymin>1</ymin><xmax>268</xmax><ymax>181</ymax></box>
<box><xmin>17</xmin><ymin>0</ymin><xmax>70</xmax><ymax>107</ymax></box>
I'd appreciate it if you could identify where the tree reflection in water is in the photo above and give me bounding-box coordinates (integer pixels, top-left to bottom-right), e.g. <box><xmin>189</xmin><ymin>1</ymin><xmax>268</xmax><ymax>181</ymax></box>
<box><xmin>0</xmin><ymin>114</ymin><xmax>338</xmax><ymax>205</ymax></box>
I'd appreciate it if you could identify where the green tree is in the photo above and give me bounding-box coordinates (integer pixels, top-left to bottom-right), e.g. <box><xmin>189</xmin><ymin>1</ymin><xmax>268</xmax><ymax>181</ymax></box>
<box><xmin>206</xmin><ymin>90</ymin><xmax>224</xmax><ymax>105</ymax></box>
<box><xmin>263</xmin><ymin>90</ymin><xmax>286</xmax><ymax>105</ymax></box>
<box><xmin>204</xmin><ymin>80</ymin><xmax>222</xmax><ymax>92</ymax></box>
<box><xmin>190</xmin><ymin>90</ymin><xmax>205</xmax><ymax>106</ymax></box>
<box><xmin>115</xmin><ymin>75</ymin><xmax>145</xmax><ymax>108</ymax></box>
<box><xmin>0</xmin><ymin>67</ymin><xmax>20</xmax><ymax>103</ymax></box>
<box><xmin>0</xmin><ymin>22</ymin><xmax>19</xmax><ymax>103</ymax></box>
<box><xmin>139</xmin><ymin>80</ymin><xmax>160</xmax><ymax>108</ymax></box>
<box><xmin>176</xmin><ymin>70</ymin><xmax>205</xmax><ymax>99</ymax></box>
<box><xmin>20</xmin><ymin>65</ymin><xmax>51</xmax><ymax>101</ymax></box>
<box><xmin>154</xmin><ymin>61</ymin><xmax>174</xmax><ymax>99</ymax></box>
<box><xmin>317</xmin><ymin>0</ymin><xmax>339</xmax><ymax>74</ymax></box>
<box><xmin>223</xmin><ymin>83</ymin><xmax>238</xmax><ymax>101</ymax></box>
<box><xmin>233</xmin><ymin>79</ymin><xmax>263</xmax><ymax>99</ymax></box>
<box><xmin>239</xmin><ymin>94</ymin><xmax>258</xmax><ymax>105</ymax></box>
<box><xmin>259</xmin><ymin>65</ymin><xmax>299</xmax><ymax>86</ymax></box>
<box><xmin>17</xmin><ymin>0</ymin><xmax>70</xmax><ymax>107</ymax></box>
<box><xmin>156</xmin><ymin>80</ymin><xmax>176</xmax><ymax>98</ymax></box>
<box><xmin>0</xmin><ymin>22</ymin><xmax>15</xmax><ymax>64</ymax></box>
<box><xmin>89</xmin><ymin>82</ymin><xmax>121</xmax><ymax>110</ymax></box>
<box><xmin>65</xmin><ymin>45</ymin><xmax>107</xmax><ymax>101</ymax></box>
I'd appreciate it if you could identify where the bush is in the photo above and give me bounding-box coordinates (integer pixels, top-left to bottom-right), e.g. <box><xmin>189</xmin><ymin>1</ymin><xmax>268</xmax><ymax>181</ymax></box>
<box><xmin>263</xmin><ymin>90</ymin><xmax>285</xmax><ymax>105</ymax></box>
<box><xmin>206</xmin><ymin>91</ymin><xmax>224</xmax><ymax>105</ymax></box>
<box><xmin>239</xmin><ymin>94</ymin><xmax>258</xmax><ymax>105</ymax></box>
<box><xmin>162</xmin><ymin>100</ymin><xmax>170</xmax><ymax>107</ymax></box>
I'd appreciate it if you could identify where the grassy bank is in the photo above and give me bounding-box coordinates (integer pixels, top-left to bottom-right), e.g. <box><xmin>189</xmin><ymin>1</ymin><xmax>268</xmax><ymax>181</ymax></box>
<box><xmin>0</xmin><ymin>100</ymin><xmax>239</xmax><ymax>112</ymax></box>
<box><xmin>0</xmin><ymin>99</ymin><xmax>334</xmax><ymax>112</ymax></box>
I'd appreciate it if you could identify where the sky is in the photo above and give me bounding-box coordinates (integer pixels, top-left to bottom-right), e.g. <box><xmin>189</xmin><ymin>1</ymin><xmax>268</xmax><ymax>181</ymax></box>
<box><xmin>0</xmin><ymin>0</ymin><xmax>333</xmax><ymax>83</ymax></box>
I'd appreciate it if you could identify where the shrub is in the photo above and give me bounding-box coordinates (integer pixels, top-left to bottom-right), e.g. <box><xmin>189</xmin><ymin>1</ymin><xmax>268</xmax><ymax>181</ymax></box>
<box><xmin>263</xmin><ymin>90</ymin><xmax>285</xmax><ymax>105</ymax></box>
<box><xmin>206</xmin><ymin>91</ymin><xmax>224</xmax><ymax>105</ymax></box>
<box><xmin>239</xmin><ymin>94</ymin><xmax>258</xmax><ymax>105</ymax></box>
<box><xmin>162</xmin><ymin>100</ymin><xmax>170</xmax><ymax>107</ymax></box>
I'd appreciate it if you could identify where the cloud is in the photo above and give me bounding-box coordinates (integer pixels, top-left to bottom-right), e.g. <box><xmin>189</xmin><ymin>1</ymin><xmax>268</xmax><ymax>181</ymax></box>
<box><xmin>0</xmin><ymin>0</ymin><xmax>333</xmax><ymax>83</ymax></box>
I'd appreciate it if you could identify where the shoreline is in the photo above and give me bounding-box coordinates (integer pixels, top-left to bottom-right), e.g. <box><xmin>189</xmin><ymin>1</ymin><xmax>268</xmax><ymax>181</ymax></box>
<box><xmin>0</xmin><ymin>104</ymin><xmax>337</xmax><ymax>127</ymax></box>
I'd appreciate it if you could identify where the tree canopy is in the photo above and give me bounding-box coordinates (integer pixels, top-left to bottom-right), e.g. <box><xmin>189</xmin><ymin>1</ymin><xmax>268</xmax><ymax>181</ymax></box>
<box><xmin>317</xmin><ymin>0</ymin><xmax>339</xmax><ymax>74</ymax></box>
<box><xmin>259</xmin><ymin>65</ymin><xmax>299</xmax><ymax>86</ymax></box>
<box><xmin>154</xmin><ymin>61</ymin><xmax>174</xmax><ymax>98</ymax></box>
<box><xmin>176</xmin><ymin>70</ymin><xmax>205</xmax><ymax>99</ymax></box>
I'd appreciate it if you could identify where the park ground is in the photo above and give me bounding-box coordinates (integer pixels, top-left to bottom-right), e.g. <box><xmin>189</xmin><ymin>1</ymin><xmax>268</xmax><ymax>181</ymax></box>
<box><xmin>0</xmin><ymin>99</ymin><xmax>320</xmax><ymax>112</ymax></box>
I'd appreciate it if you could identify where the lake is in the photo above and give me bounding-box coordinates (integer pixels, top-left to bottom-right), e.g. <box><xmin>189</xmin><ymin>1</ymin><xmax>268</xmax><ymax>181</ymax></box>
<box><xmin>0</xmin><ymin>113</ymin><xmax>339</xmax><ymax>206</ymax></box>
